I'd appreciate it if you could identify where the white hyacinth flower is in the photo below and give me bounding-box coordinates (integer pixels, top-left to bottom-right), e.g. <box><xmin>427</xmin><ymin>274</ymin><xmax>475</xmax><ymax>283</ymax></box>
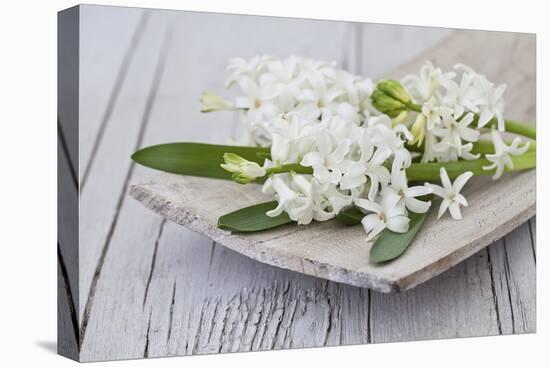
<box><xmin>355</xmin><ymin>191</ymin><xmax>410</xmax><ymax>241</ymax></box>
<box><xmin>401</xmin><ymin>61</ymin><xmax>455</xmax><ymax>102</ymax></box>
<box><xmin>433</xmin><ymin>109</ymin><xmax>480</xmax><ymax>156</ymax></box>
<box><xmin>262</xmin><ymin>174</ymin><xmax>351</xmax><ymax>225</ymax></box>
<box><xmin>259</xmin><ymin>56</ymin><xmax>305</xmax><ymax>112</ymax></box>
<box><xmin>295</xmin><ymin>72</ymin><xmax>345</xmax><ymax>120</ymax></box>
<box><xmin>421</xmin><ymin>97</ymin><xmax>443</xmax><ymax>130</ymax></box>
<box><xmin>434</xmin><ymin>141</ymin><xmax>481</xmax><ymax>162</ymax></box>
<box><xmin>459</xmin><ymin>142</ymin><xmax>481</xmax><ymax>161</ymax></box>
<box><xmin>209</xmin><ymin>58</ymin><xmax>528</xmax><ymax>234</ymax></box>
<box><xmin>389</xmin><ymin>170</ymin><xmax>432</xmax><ymax>213</ymax></box>
<box><xmin>453</xmin><ymin>64</ymin><xmax>506</xmax><ymax>130</ymax></box>
<box><xmin>477</xmin><ymin>84</ymin><xmax>506</xmax><ymax>131</ymax></box>
<box><xmin>421</xmin><ymin>129</ymin><xmax>438</xmax><ymax>163</ymax></box>
<box><xmin>441</xmin><ymin>72</ymin><xmax>479</xmax><ymax>117</ymax></box>
<box><xmin>368</xmin><ymin>115</ymin><xmax>413</xmax><ymax>171</ymax></box>
<box><xmin>233</xmin><ymin>77</ymin><xmax>281</xmax><ymax>122</ymax></box>
<box><xmin>263</xmin><ymin>174</ymin><xmax>307</xmax><ymax>221</ymax></box>
<box><xmin>268</xmin><ymin>113</ymin><xmax>317</xmax><ymax>164</ymax></box>
<box><xmin>210</xmin><ymin>55</ymin><xmax>376</xmax><ymax>146</ymax></box>
<box><xmin>483</xmin><ymin>129</ymin><xmax>530</xmax><ymax>179</ymax></box>
<box><xmin>301</xmin><ymin>130</ymin><xmax>352</xmax><ymax>185</ymax></box>
<box><xmin>426</xmin><ymin>167</ymin><xmax>473</xmax><ymax>220</ymax></box>
<box><xmin>225</xmin><ymin>55</ymin><xmax>275</xmax><ymax>87</ymax></box>
<box><xmin>339</xmin><ymin>129</ymin><xmax>390</xmax><ymax>198</ymax></box>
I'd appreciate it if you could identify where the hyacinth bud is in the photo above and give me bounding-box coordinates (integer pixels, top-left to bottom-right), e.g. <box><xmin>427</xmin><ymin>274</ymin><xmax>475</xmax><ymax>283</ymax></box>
<box><xmin>370</xmin><ymin>90</ymin><xmax>405</xmax><ymax>117</ymax></box>
<box><xmin>371</xmin><ymin>80</ymin><xmax>413</xmax><ymax>117</ymax></box>
<box><xmin>377</xmin><ymin>79</ymin><xmax>412</xmax><ymax>104</ymax></box>
<box><xmin>411</xmin><ymin>114</ymin><xmax>426</xmax><ymax>147</ymax></box>
<box><xmin>200</xmin><ymin>91</ymin><xmax>235</xmax><ymax>113</ymax></box>
<box><xmin>221</xmin><ymin>153</ymin><xmax>266</xmax><ymax>184</ymax></box>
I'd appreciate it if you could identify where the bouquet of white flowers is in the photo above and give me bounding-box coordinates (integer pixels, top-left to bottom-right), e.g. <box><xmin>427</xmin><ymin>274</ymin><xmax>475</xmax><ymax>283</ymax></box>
<box><xmin>132</xmin><ymin>55</ymin><xmax>535</xmax><ymax>263</ymax></box>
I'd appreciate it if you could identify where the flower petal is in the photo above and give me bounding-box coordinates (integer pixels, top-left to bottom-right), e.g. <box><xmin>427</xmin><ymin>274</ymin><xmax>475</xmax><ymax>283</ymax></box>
<box><xmin>266</xmin><ymin>201</ymin><xmax>285</xmax><ymax>217</ymax></box>
<box><xmin>361</xmin><ymin>213</ymin><xmax>381</xmax><ymax>233</ymax></box>
<box><xmin>437</xmin><ymin>199</ymin><xmax>450</xmax><ymax>219</ymax></box>
<box><xmin>386</xmin><ymin>215</ymin><xmax>410</xmax><ymax>233</ymax></box>
<box><xmin>301</xmin><ymin>152</ymin><xmax>324</xmax><ymax>167</ymax></box>
<box><xmin>406</xmin><ymin>185</ymin><xmax>432</xmax><ymax>198</ymax></box>
<box><xmin>455</xmin><ymin>194</ymin><xmax>468</xmax><ymax>207</ymax></box>
<box><xmin>355</xmin><ymin>198</ymin><xmax>382</xmax><ymax>214</ymax></box>
<box><xmin>448</xmin><ymin>201</ymin><xmax>462</xmax><ymax>220</ymax></box>
<box><xmin>406</xmin><ymin>197</ymin><xmax>431</xmax><ymax>213</ymax></box>
<box><xmin>439</xmin><ymin>167</ymin><xmax>452</xmax><ymax>190</ymax></box>
<box><xmin>426</xmin><ymin>183</ymin><xmax>446</xmax><ymax>198</ymax></box>
<box><xmin>453</xmin><ymin>171</ymin><xmax>473</xmax><ymax>192</ymax></box>
<box><xmin>478</xmin><ymin>106</ymin><xmax>493</xmax><ymax>128</ymax></box>
<box><xmin>365</xmin><ymin>221</ymin><xmax>387</xmax><ymax>242</ymax></box>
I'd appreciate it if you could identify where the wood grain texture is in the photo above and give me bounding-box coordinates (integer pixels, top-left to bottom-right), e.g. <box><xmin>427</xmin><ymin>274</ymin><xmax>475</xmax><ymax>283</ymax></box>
<box><xmin>72</xmin><ymin>5</ymin><xmax>535</xmax><ymax>362</ymax></box>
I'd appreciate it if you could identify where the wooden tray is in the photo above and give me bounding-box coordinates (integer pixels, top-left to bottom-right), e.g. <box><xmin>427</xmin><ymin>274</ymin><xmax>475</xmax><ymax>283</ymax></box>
<box><xmin>130</xmin><ymin>30</ymin><xmax>536</xmax><ymax>292</ymax></box>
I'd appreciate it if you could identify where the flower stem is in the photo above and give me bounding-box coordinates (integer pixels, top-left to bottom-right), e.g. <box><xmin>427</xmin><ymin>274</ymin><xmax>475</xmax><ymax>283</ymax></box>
<box><xmin>490</xmin><ymin>119</ymin><xmax>536</xmax><ymax>140</ymax></box>
<box><xmin>406</xmin><ymin>102</ymin><xmax>536</xmax><ymax>140</ymax></box>
<box><xmin>406</xmin><ymin>138</ymin><xmax>536</xmax><ymax>155</ymax></box>
<box><xmin>265</xmin><ymin>164</ymin><xmax>313</xmax><ymax>175</ymax></box>
<box><xmin>406</xmin><ymin>102</ymin><xmax>422</xmax><ymax>113</ymax></box>
<box><xmin>406</xmin><ymin>151</ymin><xmax>536</xmax><ymax>181</ymax></box>
<box><xmin>260</xmin><ymin>153</ymin><xmax>536</xmax><ymax>184</ymax></box>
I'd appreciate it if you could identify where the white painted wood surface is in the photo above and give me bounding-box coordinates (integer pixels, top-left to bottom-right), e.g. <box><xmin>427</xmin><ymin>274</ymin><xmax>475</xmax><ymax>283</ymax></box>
<box><xmin>71</xmin><ymin>5</ymin><xmax>536</xmax><ymax>362</ymax></box>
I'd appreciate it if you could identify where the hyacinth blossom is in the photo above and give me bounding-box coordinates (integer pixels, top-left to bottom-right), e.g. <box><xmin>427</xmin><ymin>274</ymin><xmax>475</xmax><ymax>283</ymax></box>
<box><xmin>195</xmin><ymin>55</ymin><xmax>537</xmax><ymax>244</ymax></box>
<box><xmin>201</xmin><ymin>55</ymin><xmax>375</xmax><ymax>147</ymax></box>
<box><xmin>132</xmin><ymin>55</ymin><xmax>536</xmax><ymax>263</ymax></box>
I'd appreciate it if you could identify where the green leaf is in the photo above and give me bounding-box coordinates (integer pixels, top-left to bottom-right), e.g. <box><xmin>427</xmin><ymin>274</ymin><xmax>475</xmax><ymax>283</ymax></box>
<box><xmin>131</xmin><ymin>142</ymin><xmax>269</xmax><ymax>180</ymax></box>
<box><xmin>369</xmin><ymin>212</ymin><xmax>427</xmax><ymax>264</ymax></box>
<box><xmin>336</xmin><ymin>207</ymin><xmax>364</xmax><ymax>225</ymax></box>
<box><xmin>217</xmin><ymin>201</ymin><xmax>293</xmax><ymax>232</ymax></box>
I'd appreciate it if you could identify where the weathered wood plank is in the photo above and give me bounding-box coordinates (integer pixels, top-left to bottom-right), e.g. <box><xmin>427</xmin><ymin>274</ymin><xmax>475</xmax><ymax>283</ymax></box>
<box><xmin>488</xmin><ymin>222</ymin><xmax>536</xmax><ymax>334</ymax></box>
<box><xmin>144</xmin><ymin>226</ymin><xmax>358</xmax><ymax>355</ymax></box>
<box><xmin>79</xmin><ymin>5</ymin><xmax>147</xmax><ymax>187</ymax></box>
<box><xmin>78</xmin><ymin>9</ymin><xmax>169</xmax><ymax>345</ymax></box>
<box><xmin>142</xmin><ymin>223</ymin><xmax>369</xmax><ymax>357</ymax></box>
<box><xmin>370</xmin><ymin>250</ymin><xmax>500</xmax><ymax>342</ymax></box>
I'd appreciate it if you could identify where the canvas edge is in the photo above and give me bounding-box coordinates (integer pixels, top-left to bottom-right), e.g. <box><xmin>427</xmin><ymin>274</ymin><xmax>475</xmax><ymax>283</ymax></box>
<box><xmin>57</xmin><ymin>4</ymin><xmax>82</xmax><ymax>362</ymax></box>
